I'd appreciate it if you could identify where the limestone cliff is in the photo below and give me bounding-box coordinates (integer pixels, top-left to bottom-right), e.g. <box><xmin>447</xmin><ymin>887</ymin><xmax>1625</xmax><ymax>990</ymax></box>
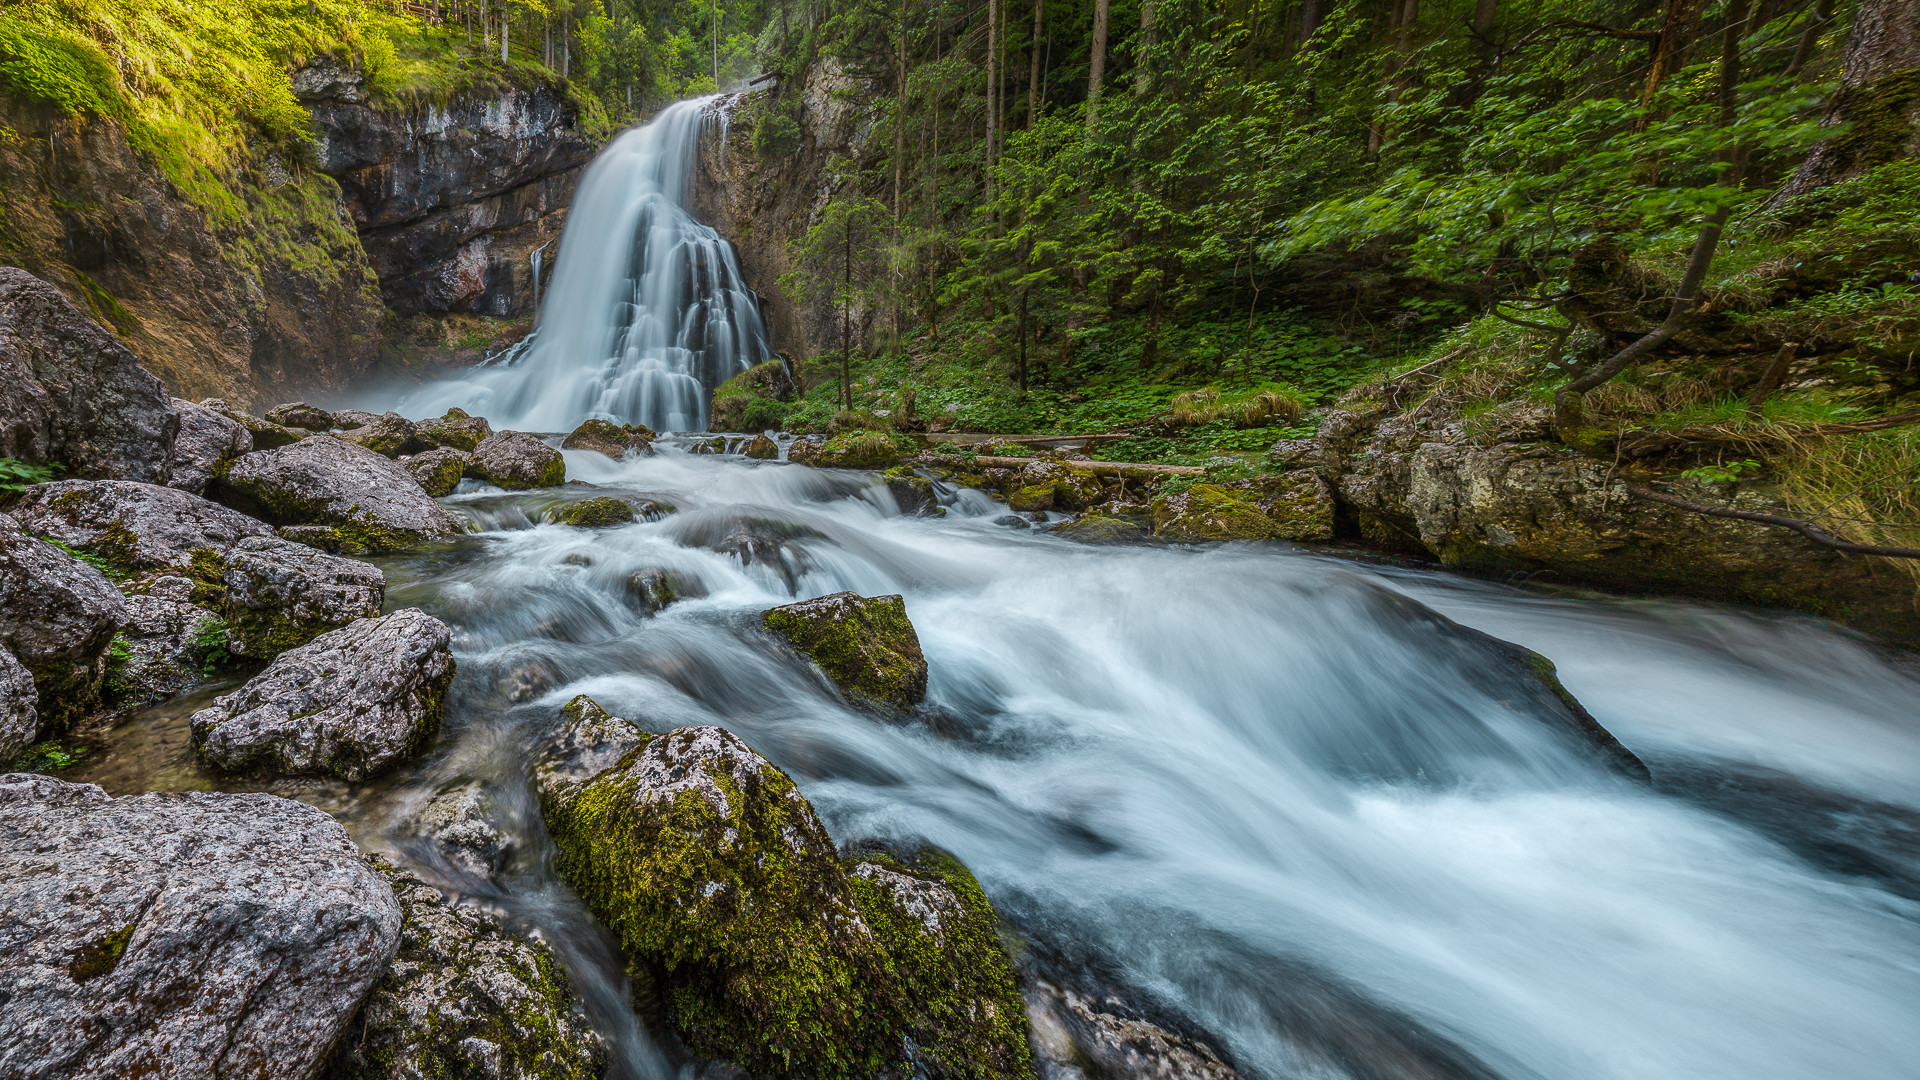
<box><xmin>691</xmin><ymin>59</ymin><xmax>884</xmax><ymax>362</ymax></box>
<box><xmin>0</xmin><ymin>61</ymin><xmax>593</xmax><ymax>410</ymax></box>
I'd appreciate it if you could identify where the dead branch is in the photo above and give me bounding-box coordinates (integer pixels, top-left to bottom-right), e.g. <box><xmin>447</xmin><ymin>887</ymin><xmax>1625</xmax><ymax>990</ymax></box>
<box><xmin>1624</xmin><ymin>482</ymin><xmax>1920</xmax><ymax>559</ymax></box>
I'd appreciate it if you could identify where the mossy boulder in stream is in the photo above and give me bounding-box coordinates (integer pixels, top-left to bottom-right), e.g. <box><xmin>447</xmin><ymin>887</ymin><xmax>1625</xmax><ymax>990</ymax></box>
<box><xmin>562</xmin><ymin>419</ymin><xmax>655</xmax><ymax>458</ymax></box>
<box><xmin>468</xmin><ymin>431</ymin><xmax>567</xmax><ymax>490</ymax></box>
<box><xmin>551</xmin><ymin>497</ymin><xmax>636</xmax><ymax>528</ymax></box>
<box><xmin>414</xmin><ymin>407</ymin><xmax>494</xmax><ymax>452</ymax></box>
<box><xmin>399</xmin><ymin>447</ymin><xmax>469</xmax><ymax>497</ymax></box>
<box><xmin>221</xmin><ymin>535</ymin><xmax>386</xmax><ymax>658</ymax></box>
<box><xmin>763</xmin><ymin>591</ymin><xmax>928</xmax><ymax>710</ymax></box>
<box><xmin>815</xmin><ymin>430</ymin><xmax>903</xmax><ymax>470</ymax></box>
<box><xmin>1150</xmin><ymin>484</ymin><xmax>1285</xmax><ymax>542</ymax></box>
<box><xmin>537</xmin><ymin>709</ymin><xmax>1032</xmax><ymax>1078</ymax></box>
<box><xmin>220</xmin><ymin>436</ymin><xmax>460</xmax><ymax>553</ymax></box>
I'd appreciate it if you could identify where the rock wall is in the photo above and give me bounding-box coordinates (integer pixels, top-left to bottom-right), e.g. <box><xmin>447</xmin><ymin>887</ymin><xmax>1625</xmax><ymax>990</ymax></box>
<box><xmin>0</xmin><ymin>61</ymin><xmax>594</xmax><ymax>410</ymax></box>
<box><xmin>691</xmin><ymin>59</ymin><xmax>885</xmax><ymax>364</ymax></box>
<box><xmin>298</xmin><ymin>58</ymin><xmax>594</xmax><ymax>320</ymax></box>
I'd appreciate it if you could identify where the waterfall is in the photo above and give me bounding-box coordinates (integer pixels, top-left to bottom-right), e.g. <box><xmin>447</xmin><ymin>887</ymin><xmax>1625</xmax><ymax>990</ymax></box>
<box><xmin>402</xmin><ymin>97</ymin><xmax>772</xmax><ymax>433</ymax></box>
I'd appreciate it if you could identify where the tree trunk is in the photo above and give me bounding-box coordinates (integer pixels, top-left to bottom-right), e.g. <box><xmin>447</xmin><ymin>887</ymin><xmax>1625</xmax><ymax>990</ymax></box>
<box><xmin>1367</xmin><ymin>0</ymin><xmax>1420</xmax><ymax>159</ymax></box>
<box><xmin>1133</xmin><ymin>0</ymin><xmax>1155</xmax><ymax>97</ymax></box>
<box><xmin>1775</xmin><ymin>0</ymin><xmax>1920</xmax><ymax>200</ymax></box>
<box><xmin>1086</xmin><ymin>0</ymin><xmax>1110</xmax><ymax>129</ymax></box>
<box><xmin>1027</xmin><ymin>0</ymin><xmax>1043</xmax><ymax>126</ymax></box>
<box><xmin>986</xmin><ymin>0</ymin><xmax>999</xmax><ymax>204</ymax></box>
<box><xmin>1639</xmin><ymin>0</ymin><xmax>1709</xmax><ymax>113</ymax></box>
<box><xmin>501</xmin><ymin>6</ymin><xmax>509</xmax><ymax>63</ymax></box>
<box><xmin>1785</xmin><ymin>0</ymin><xmax>1836</xmax><ymax>75</ymax></box>
<box><xmin>1471</xmin><ymin>0</ymin><xmax>1497</xmax><ymax>37</ymax></box>
<box><xmin>843</xmin><ymin>214</ymin><xmax>854</xmax><ymax>411</ymax></box>
<box><xmin>1299</xmin><ymin>0</ymin><xmax>1324</xmax><ymax>45</ymax></box>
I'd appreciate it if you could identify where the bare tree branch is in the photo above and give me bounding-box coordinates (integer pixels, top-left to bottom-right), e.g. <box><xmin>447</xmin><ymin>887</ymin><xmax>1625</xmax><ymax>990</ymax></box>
<box><xmin>1624</xmin><ymin>482</ymin><xmax>1920</xmax><ymax>559</ymax></box>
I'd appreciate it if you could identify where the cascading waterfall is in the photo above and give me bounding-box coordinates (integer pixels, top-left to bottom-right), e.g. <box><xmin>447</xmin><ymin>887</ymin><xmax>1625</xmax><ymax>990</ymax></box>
<box><xmin>401</xmin><ymin>97</ymin><xmax>771</xmax><ymax>433</ymax></box>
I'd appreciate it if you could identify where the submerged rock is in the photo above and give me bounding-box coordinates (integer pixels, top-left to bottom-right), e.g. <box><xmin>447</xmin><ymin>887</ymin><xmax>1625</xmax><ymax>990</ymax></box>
<box><xmin>12</xmin><ymin>479</ymin><xmax>273</xmax><ymax>576</ymax></box>
<box><xmin>163</xmin><ymin>398</ymin><xmax>252</xmax><ymax>496</ymax></box>
<box><xmin>540</xmin><ymin>719</ymin><xmax>1030</xmax><ymax>1077</ymax></box>
<box><xmin>1150</xmin><ymin>484</ymin><xmax>1285</xmax><ymax>542</ymax></box>
<box><xmin>468</xmin><ymin>431</ymin><xmax>566</xmax><ymax>490</ymax></box>
<box><xmin>883</xmin><ymin>466</ymin><xmax>938</xmax><ymax>515</ymax></box>
<box><xmin>763</xmin><ymin>591</ymin><xmax>928</xmax><ymax>711</ymax></box>
<box><xmin>0</xmin><ymin>267</ymin><xmax>177</xmax><ymax>483</ymax></box>
<box><xmin>0</xmin><ymin>513</ymin><xmax>125</xmax><ymax>728</ymax></box>
<box><xmin>337</xmin><ymin>411</ymin><xmax>420</xmax><ymax>458</ymax></box>
<box><xmin>1025</xmin><ymin>977</ymin><xmax>1239</xmax><ymax>1080</ymax></box>
<box><xmin>743</xmin><ymin>433</ymin><xmax>781</xmax><ymax>460</ymax></box>
<box><xmin>561</xmin><ymin>418</ymin><xmax>655</xmax><ymax>458</ymax></box>
<box><xmin>408</xmin><ymin>782</ymin><xmax>517</xmax><ymax>881</ymax></box>
<box><xmin>221</xmin><ymin>535</ymin><xmax>386</xmax><ymax>658</ymax></box>
<box><xmin>400</xmin><ymin>446</ymin><xmax>469</xmax><ymax>497</ymax></box>
<box><xmin>0</xmin><ymin>776</ymin><xmax>401</xmax><ymax>1079</ymax></box>
<box><xmin>413</xmin><ymin>407</ymin><xmax>494</xmax><ymax>452</ymax></box>
<box><xmin>190</xmin><ymin>608</ymin><xmax>455</xmax><ymax>780</ymax></box>
<box><xmin>324</xmin><ymin>864</ymin><xmax>604</xmax><ymax>1080</ymax></box>
<box><xmin>265</xmin><ymin>402</ymin><xmax>336</xmax><ymax>432</ymax></box>
<box><xmin>221</xmin><ymin>435</ymin><xmax>460</xmax><ymax>553</ymax></box>
<box><xmin>624</xmin><ymin>568</ymin><xmax>693</xmax><ymax>615</ymax></box>
<box><xmin>0</xmin><ymin>649</ymin><xmax>38</xmax><ymax>764</ymax></box>
<box><xmin>551</xmin><ymin>496</ymin><xmax>636</xmax><ymax>528</ymax></box>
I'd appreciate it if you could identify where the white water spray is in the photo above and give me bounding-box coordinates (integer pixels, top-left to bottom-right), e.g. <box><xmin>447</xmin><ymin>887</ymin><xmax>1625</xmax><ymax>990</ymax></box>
<box><xmin>402</xmin><ymin>98</ymin><xmax>771</xmax><ymax>433</ymax></box>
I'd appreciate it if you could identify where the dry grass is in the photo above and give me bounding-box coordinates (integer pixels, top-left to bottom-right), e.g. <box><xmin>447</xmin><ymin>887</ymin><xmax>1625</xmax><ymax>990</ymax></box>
<box><xmin>1776</xmin><ymin>427</ymin><xmax>1920</xmax><ymax>596</ymax></box>
<box><xmin>1167</xmin><ymin>386</ymin><xmax>1305</xmax><ymax>428</ymax></box>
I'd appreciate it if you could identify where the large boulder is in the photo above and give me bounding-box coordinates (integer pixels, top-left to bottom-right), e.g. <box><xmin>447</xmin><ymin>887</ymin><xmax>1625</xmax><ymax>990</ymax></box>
<box><xmin>221</xmin><ymin>535</ymin><xmax>386</xmax><ymax>658</ymax></box>
<box><xmin>707</xmin><ymin>359</ymin><xmax>795</xmax><ymax>432</ymax></box>
<box><xmin>1150</xmin><ymin>484</ymin><xmax>1285</xmax><ymax>542</ymax></box>
<box><xmin>336</xmin><ymin>411</ymin><xmax>420</xmax><ymax>458</ymax></box>
<box><xmin>221</xmin><ymin>436</ymin><xmax>460</xmax><ymax>553</ymax></box>
<box><xmin>200</xmin><ymin>399</ymin><xmax>311</xmax><ymax>450</ymax></box>
<box><xmin>413</xmin><ymin>407</ymin><xmax>493</xmax><ymax>452</ymax></box>
<box><xmin>163</xmin><ymin>399</ymin><xmax>252</xmax><ymax>496</ymax></box>
<box><xmin>742</xmin><ymin>433</ymin><xmax>780</xmax><ymax>460</ymax></box>
<box><xmin>561</xmin><ymin>419</ymin><xmax>655</xmax><ymax>459</ymax></box>
<box><xmin>814</xmin><ymin>430</ymin><xmax>902</xmax><ymax>470</ymax></box>
<box><xmin>110</xmin><ymin>576</ymin><xmax>222</xmax><ymax>705</ymax></box>
<box><xmin>532</xmin><ymin>694</ymin><xmax>651</xmax><ymax>810</ymax></box>
<box><xmin>11</xmin><ymin>480</ymin><xmax>273</xmax><ymax>576</ymax></box>
<box><xmin>0</xmin><ymin>649</ymin><xmax>37</xmax><ymax>764</ymax></box>
<box><xmin>763</xmin><ymin>592</ymin><xmax>928</xmax><ymax>711</ymax></box>
<box><xmin>399</xmin><ymin>447</ymin><xmax>469</xmax><ymax>497</ymax></box>
<box><xmin>468</xmin><ymin>431</ymin><xmax>566</xmax><ymax>489</ymax></box>
<box><xmin>265</xmin><ymin>402</ymin><xmax>336</xmax><ymax>431</ymax></box>
<box><xmin>190</xmin><ymin>608</ymin><xmax>455</xmax><ymax>780</ymax></box>
<box><xmin>323</xmin><ymin>864</ymin><xmax>604</xmax><ymax>1080</ymax></box>
<box><xmin>1004</xmin><ymin>459</ymin><xmax>1103</xmax><ymax>513</ymax></box>
<box><xmin>0</xmin><ymin>513</ymin><xmax>124</xmax><ymax>727</ymax></box>
<box><xmin>0</xmin><ymin>776</ymin><xmax>402</xmax><ymax>1079</ymax></box>
<box><xmin>550</xmin><ymin>496</ymin><xmax>635</xmax><ymax>528</ymax></box>
<box><xmin>0</xmin><ymin>267</ymin><xmax>176</xmax><ymax>482</ymax></box>
<box><xmin>539</xmin><ymin>715</ymin><xmax>1030</xmax><ymax>1077</ymax></box>
<box><xmin>1226</xmin><ymin>471</ymin><xmax>1335</xmax><ymax>543</ymax></box>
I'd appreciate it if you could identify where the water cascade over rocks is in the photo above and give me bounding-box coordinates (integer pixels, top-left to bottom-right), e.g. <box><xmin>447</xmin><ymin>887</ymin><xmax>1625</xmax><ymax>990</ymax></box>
<box><xmin>402</xmin><ymin>99</ymin><xmax>772</xmax><ymax>433</ymax></box>
<box><xmin>59</xmin><ymin>442</ymin><xmax>1920</xmax><ymax>1080</ymax></box>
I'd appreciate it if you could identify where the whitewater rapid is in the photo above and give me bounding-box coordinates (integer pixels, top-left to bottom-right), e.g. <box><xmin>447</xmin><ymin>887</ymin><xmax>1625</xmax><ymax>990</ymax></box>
<box><xmin>401</xmin><ymin>99</ymin><xmax>771</xmax><ymax>433</ymax></box>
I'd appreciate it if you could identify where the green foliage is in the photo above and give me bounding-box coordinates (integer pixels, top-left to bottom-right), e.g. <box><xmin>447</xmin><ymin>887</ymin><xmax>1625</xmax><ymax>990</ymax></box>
<box><xmin>0</xmin><ymin>458</ymin><xmax>53</xmax><ymax>492</ymax></box>
<box><xmin>195</xmin><ymin>617</ymin><xmax>234</xmax><ymax>676</ymax></box>
<box><xmin>45</xmin><ymin>537</ymin><xmax>125</xmax><ymax>581</ymax></box>
<box><xmin>12</xmin><ymin>739</ymin><xmax>87</xmax><ymax>772</ymax></box>
<box><xmin>1679</xmin><ymin>459</ymin><xmax>1764</xmax><ymax>485</ymax></box>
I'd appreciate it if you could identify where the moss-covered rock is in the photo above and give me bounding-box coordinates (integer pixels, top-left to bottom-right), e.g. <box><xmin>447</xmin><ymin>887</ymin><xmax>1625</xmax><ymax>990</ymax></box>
<box><xmin>221</xmin><ymin>536</ymin><xmax>385</xmax><ymax>659</ymax></box>
<box><xmin>539</xmin><ymin>715</ymin><xmax>1032</xmax><ymax>1079</ymax></box>
<box><xmin>708</xmin><ymin>359</ymin><xmax>795</xmax><ymax>432</ymax></box>
<box><xmin>264</xmin><ymin>402</ymin><xmax>335</xmax><ymax>432</ymax></box>
<box><xmin>399</xmin><ymin>448</ymin><xmax>468</xmax><ymax>498</ymax></box>
<box><xmin>337</xmin><ymin>412</ymin><xmax>419</xmax><ymax>458</ymax></box>
<box><xmin>323</xmin><ymin>862</ymin><xmax>605</xmax><ymax>1080</ymax></box>
<box><xmin>413</xmin><ymin>408</ymin><xmax>494</xmax><ymax>453</ymax></box>
<box><xmin>221</xmin><ymin>437</ymin><xmax>460</xmax><ymax>554</ymax></box>
<box><xmin>561</xmin><ymin>418</ymin><xmax>655</xmax><ymax>459</ymax></box>
<box><xmin>787</xmin><ymin>437</ymin><xmax>823</xmax><ymax>466</ymax></box>
<box><xmin>763</xmin><ymin>592</ymin><xmax>928</xmax><ymax>711</ymax></box>
<box><xmin>1150</xmin><ymin>484</ymin><xmax>1285</xmax><ymax>542</ymax></box>
<box><xmin>1005</xmin><ymin>460</ymin><xmax>1103</xmax><ymax>512</ymax></box>
<box><xmin>1227</xmin><ymin>471</ymin><xmax>1335</xmax><ymax>543</ymax></box>
<box><xmin>1049</xmin><ymin>514</ymin><xmax>1151</xmax><ymax>545</ymax></box>
<box><xmin>743</xmin><ymin>433</ymin><xmax>780</xmax><ymax>459</ymax></box>
<box><xmin>551</xmin><ymin>497</ymin><xmax>636</xmax><ymax>528</ymax></box>
<box><xmin>467</xmin><ymin>431</ymin><xmax>566</xmax><ymax>490</ymax></box>
<box><xmin>883</xmin><ymin>467</ymin><xmax>938</xmax><ymax>515</ymax></box>
<box><xmin>815</xmin><ymin>431</ymin><xmax>903</xmax><ymax>470</ymax></box>
<box><xmin>1008</xmin><ymin>484</ymin><xmax>1058</xmax><ymax>512</ymax></box>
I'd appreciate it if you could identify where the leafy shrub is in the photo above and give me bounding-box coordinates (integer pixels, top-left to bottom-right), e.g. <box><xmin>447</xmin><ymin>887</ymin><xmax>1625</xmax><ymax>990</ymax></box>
<box><xmin>0</xmin><ymin>457</ymin><xmax>52</xmax><ymax>492</ymax></box>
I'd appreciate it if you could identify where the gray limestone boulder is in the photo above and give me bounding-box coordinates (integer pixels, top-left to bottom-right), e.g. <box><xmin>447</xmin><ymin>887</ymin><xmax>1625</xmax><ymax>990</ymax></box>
<box><xmin>0</xmin><ymin>513</ymin><xmax>124</xmax><ymax>727</ymax></box>
<box><xmin>0</xmin><ymin>776</ymin><xmax>402</xmax><ymax>1080</ymax></box>
<box><xmin>467</xmin><ymin>431</ymin><xmax>565</xmax><ymax>490</ymax></box>
<box><xmin>0</xmin><ymin>267</ymin><xmax>177</xmax><ymax>483</ymax></box>
<box><xmin>12</xmin><ymin>479</ymin><xmax>272</xmax><ymax>576</ymax></box>
<box><xmin>331</xmin><ymin>409</ymin><xmax>381</xmax><ymax>430</ymax></box>
<box><xmin>400</xmin><ymin>447</ymin><xmax>469</xmax><ymax>498</ymax></box>
<box><xmin>221</xmin><ymin>436</ymin><xmax>459</xmax><ymax>554</ymax></box>
<box><xmin>221</xmin><ymin>535</ymin><xmax>386</xmax><ymax>658</ymax></box>
<box><xmin>190</xmin><ymin>608</ymin><xmax>455</xmax><ymax>780</ymax></box>
<box><xmin>323</xmin><ymin>865</ymin><xmax>604</xmax><ymax>1080</ymax></box>
<box><xmin>531</xmin><ymin>694</ymin><xmax>649</xmax><ymax>810</ymax></box>
<box><xmin>0</xmin><ymin>649</ymin><xmax>38</xmax><ymax>765</ymax></box>
<box><xmin>1025</xmin><ymin>977</ymin><xmax>1239</xmax><ymax>1080</ymax></box>
<box><xmin>265</xmin><ymin>402</ymin><xmax>336</xmax><ymax>431</ymax></box>
<box><xmin>337</xmin><ymin>411</ymin><xmax>420</xmax><ymax>458</ymax></box>
<box><xmin>163</xmin><ymin>398</ymin><xmax>252</xmax><ymax>496</ymax></box>
<box><xmin>199</xmin><ymin>398</ymin><xmax>311</xmax><ymax>450</ymax></box>
<box><xmin>111</xmin><ymin>576</ymin><xmax>220</xmax><ymax>705</ymax></box>
<box><xmin>408</xmin><ymin>782</ymin><xmax>516</xmax><ymax>881</ymax></box>
<box><xmin>413</xmin><ymin>408</ymin><xmax>493</xmax><ymax>452</ymax></box>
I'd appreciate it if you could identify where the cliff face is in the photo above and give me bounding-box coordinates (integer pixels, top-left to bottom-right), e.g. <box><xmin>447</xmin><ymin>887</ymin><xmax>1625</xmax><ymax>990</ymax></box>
<box><xmin>691</xmin><ymin>59</ymin><xmax>883</xmax><ymax>363</ymax></box>
<box><xmin>298</xmin><ymin>58</ymin><xmax>594</xmax><ymax>320</ymax></box>
<box><xmin>0</xmin><ymin>61</ymin><xmax>593</xmax><ymax>410</ymax></box>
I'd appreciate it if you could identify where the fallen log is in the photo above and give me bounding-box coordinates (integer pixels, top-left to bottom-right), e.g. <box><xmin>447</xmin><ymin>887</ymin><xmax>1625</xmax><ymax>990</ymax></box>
<box><xmin>918</xmin><ymin>453</ymin><xmax>1206</xmax><ymax>478</ymax></box>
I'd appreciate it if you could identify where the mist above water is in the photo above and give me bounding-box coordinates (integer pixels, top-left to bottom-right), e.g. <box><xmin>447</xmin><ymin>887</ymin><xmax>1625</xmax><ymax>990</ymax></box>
<box><xmin>401</xmin><ymin>98</ymin><xmax>771</xmax><ymax>433</ymax></box>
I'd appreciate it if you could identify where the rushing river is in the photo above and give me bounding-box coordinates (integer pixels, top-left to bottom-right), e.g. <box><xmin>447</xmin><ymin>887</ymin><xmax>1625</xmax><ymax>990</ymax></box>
<box><xmin>75</xmin><ymin>443</ymin><xmax>1920</xmax><ymax>1080</ymax></box>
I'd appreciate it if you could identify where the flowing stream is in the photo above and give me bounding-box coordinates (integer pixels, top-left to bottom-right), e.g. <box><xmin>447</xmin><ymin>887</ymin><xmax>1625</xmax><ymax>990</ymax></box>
<box><xmin>400</xmin><ymin>98</ymin><xmax>771</xmax><ymax>433</ymax></box>
<box><xmin>76</xmin><ymin>446</ymin><xmax>1920</xmax><ymax>1080</ymax></box>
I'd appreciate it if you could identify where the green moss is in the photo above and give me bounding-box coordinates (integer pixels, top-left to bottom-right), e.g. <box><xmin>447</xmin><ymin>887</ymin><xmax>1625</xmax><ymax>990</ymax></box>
<box><xmin>551</xmin><ymin>497</ymin><xmax>636</xmax><ymax>528</ymax></box>
<box><xmin>11</xmin><ymin>738</ymin><xmax>88</xmax><ymax>773</ymax></box>
<box><xmin>1008</xmin><ymin>484</ymin><xmax>1056</xmax><ymax>512</ymax></box>
<box><xmin>67</xmin><ymin>922</ymin><xmax>136</xmax><ymax>983</ymax></box>
<box><xmin>815</xmin><ymin>431</ymin><xmax>904</xmax><ymax>470</ymax></box>
<box><xmin>1149</xmin><ymin>484</ymin><xmax>1284</xmax><ymax>542</ymax></box>
<box><xmin>184</xmin><ymin>547</ymin><xmax>229</xmax><ymax>606</ymax></box>
<box><xmin>763</xmin><ymin>594</ymin><xmax>928</xmax><ymax>711</ymax></box>
<box><xmin>100</xmin><ymin>632</ymin><xmax>134</xmax><ymax>701</ymax></box>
